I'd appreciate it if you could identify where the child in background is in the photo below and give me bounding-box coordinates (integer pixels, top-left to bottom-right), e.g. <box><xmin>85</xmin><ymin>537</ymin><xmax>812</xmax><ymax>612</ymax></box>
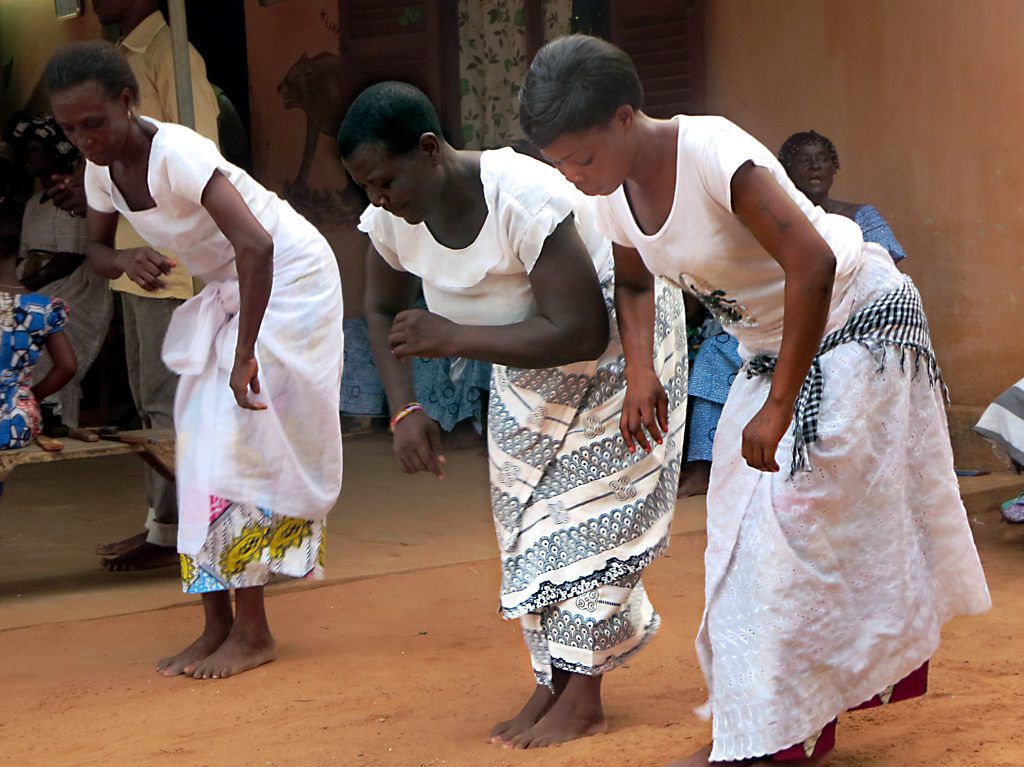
<box><xmin>0</xmin><ymin>198</ymin><xmax>77</xmax><ymax>475</ymax></box>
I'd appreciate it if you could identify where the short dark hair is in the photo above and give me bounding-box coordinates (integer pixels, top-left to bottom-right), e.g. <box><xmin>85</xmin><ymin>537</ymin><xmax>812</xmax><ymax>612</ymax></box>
<box><xmin>44</xmin><ymin>41</ymin><xmax>140</xmax><ymax>104</ymax></box>
<box><xmin>337</xmin><ymin>81</ymin><xmax>444</xmax><ymax>159</ymax></box>
<box><xmin>519</xmin><ymin>34</ymin><xmax>643</xmax><ymax>148</ymax></box>
<box><xmin>778</xmin><ymin>130</ymin><xmax>841</xmax><ymax>172</ymax></box>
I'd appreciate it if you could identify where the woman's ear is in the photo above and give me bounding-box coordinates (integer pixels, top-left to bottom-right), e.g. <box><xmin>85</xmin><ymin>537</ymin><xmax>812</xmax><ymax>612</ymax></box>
<box><xmin>420</xmin><ymin>133</ymin><xmax>442</xmax><ymax>165</ymax></box>
<box><xmin>119</xmin><ymin>87</ymin><xmax>135</xmax><ymax>114</ymax></box>
<box><xmin>616</xmin><ymin>105</ymin><xmax>638</xmax><ymax>135</ymax></box>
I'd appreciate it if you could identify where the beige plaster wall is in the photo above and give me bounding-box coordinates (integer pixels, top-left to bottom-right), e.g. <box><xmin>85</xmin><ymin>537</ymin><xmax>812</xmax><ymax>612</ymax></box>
<box><xmin>0</xmin><ymin>0</ymin><xmax>102</xmax><ymax>123</ymax></box>
<box><xmin>705</xmin><ymin>0</ymin><xmax>1023</xmax><ymax>406</ymax></box>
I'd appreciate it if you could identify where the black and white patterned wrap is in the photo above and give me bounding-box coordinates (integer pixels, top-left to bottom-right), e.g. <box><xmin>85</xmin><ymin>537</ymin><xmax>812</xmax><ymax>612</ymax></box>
<box><xmin>745</xmin><ymin>276</ymin><xmax>947</xmax><ymax>475</ymax></box>
<box><xmin>489</xmin><ymin>279</ymin><xmax>688</xmax><ymax>618</ymax></box>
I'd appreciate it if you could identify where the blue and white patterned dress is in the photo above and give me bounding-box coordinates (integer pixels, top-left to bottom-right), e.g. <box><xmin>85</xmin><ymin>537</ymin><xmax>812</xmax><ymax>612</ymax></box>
<box><xmin>0</xmin><ymin>292</ymin><xmax>68</xmax><ymax>449</ymax></box>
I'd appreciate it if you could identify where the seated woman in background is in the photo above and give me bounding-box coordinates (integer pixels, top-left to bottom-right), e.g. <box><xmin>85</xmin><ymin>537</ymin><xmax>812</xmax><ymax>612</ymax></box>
<box><xmin>9</xmin><ymin>113</ymin><xmax>113</xmax><ymax>429</ymax></box>
<box><xmin>975</xmin><ymin>376</ymin><xmax>1024</xmax><ymax>522</ymax></box>
<box><xmin>0</xmin><ymin>198</ymin><xmax>77</xmax><ymax>461</ymax></box>
<box><xmin>779</xmin><ymin>130</ymin><xmax>906</xmax><ymax>262</ymax></box>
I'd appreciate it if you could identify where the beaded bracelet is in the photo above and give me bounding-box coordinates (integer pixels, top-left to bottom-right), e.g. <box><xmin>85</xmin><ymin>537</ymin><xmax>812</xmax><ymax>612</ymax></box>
<box><xmin>389</xmin><ymin>402</ymin><xmax>425</xmax><ymax>433</ymax></box>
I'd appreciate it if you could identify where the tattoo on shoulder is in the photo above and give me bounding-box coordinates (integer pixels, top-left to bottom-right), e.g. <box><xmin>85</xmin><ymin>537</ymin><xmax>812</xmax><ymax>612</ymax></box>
<box><xmin>756</xmin><ymin>199</ymin><xmax>792</xmax><ymax>233</ymax></box>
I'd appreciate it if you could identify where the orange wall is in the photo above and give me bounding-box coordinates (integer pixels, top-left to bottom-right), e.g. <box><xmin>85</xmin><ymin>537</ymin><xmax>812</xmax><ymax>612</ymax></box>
<box><xmin>705</xmin><ymin>0</ymin><xmax>1023</xmax><ymax>406</ymax></box>
<box><xmin>243</xmin><ymin>0</ymin><xmax>367</xmax><ymax>318</ymax></box>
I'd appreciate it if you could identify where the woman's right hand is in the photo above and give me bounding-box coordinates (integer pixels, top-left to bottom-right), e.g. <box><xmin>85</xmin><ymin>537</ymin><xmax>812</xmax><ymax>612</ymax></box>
<box><xmin>620</xmin><ymin>366</ymin><xmax>668</xmax><ymax>454</ymax></box>
<box><xmin>392</xmin><ymin>410</ymin><xmax>446</xmax><ymax>479</ymax></box>
<box><xmin>115</xmin><ymin>247</ymin><xmax>175</xmax><ymax>291</ymax></box>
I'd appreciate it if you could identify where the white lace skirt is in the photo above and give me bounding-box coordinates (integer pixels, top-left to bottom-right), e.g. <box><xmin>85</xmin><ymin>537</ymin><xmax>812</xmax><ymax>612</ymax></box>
<box><xmin>698</xmin><ymin>252</ymin><xmax>992</xmax><ymax>761</ymax></box>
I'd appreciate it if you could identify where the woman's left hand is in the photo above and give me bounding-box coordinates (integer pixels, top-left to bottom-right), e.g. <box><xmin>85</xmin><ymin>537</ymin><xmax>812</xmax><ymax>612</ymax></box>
<box><xmin>389</xmin><ymin>309</ymin><xmax>459</xmax><ymax>360</ymax></box>
<box><xmin>741</xmin><ymin>399</ymin><xmax>792</xmax><ymax>472</ymax></box>
<box><xmin>229</xmin><ymin>354</ymin><xmax>267</xmax><ymax>411</ymax></box>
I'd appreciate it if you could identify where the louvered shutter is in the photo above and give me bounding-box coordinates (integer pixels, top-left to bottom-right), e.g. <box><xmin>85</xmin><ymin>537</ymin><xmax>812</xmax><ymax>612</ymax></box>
<box><xmin>610</xmin><ymin>0</ymin><xmax>705</xmax><ymax>117</ymax></box>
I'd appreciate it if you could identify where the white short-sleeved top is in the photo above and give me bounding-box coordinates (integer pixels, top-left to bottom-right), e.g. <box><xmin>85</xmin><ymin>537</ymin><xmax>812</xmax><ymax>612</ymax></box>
<box><xmin>84</xmin><ymin>117</ymin><xmax>325</xmax><ymax>283</ymax></box>
<box><xmin>359</xmin><ymin>147</ymin><xmax>612</xmax><ymax>327</ymax></box>
<box><xmin>594</xmin><ymin>116</ymin><xmax>867</xmax><ymax>352</ymax></box>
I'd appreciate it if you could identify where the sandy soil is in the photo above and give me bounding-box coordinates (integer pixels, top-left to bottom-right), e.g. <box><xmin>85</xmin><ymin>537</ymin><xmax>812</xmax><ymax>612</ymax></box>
<box><xmin>1</xmin><ymin>436</ymin><xmax>1023</xmax><ymax>767</ymax></box>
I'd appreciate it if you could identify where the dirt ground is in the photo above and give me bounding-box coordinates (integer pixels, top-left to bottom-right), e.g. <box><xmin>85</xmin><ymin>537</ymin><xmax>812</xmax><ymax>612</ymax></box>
<box><xmin>1</xmin><ymin>434</ymin><xmax>1023</xmax><ymax>767</ymax></box>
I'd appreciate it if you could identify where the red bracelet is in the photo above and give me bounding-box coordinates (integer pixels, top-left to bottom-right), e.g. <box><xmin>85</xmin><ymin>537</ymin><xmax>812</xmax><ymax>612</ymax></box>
<box><xmin>389</xmin><ymin>402</ymin><xmax>425</xmax><ymax>433</ymax></box>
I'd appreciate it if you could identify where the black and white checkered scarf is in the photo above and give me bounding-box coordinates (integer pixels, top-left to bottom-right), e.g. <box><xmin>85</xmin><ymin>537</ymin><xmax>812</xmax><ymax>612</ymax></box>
<box><xmin>745</xmin><ymin>276</ymin><xmax>947</xmax><ymax>475</ymax></box>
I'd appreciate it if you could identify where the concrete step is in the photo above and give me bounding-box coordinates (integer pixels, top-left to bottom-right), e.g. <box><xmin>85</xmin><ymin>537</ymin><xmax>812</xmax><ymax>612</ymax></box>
<box><xmin>960</xmin><ymin>471</ymin><xmax>1024</xmax><ymax>516</ymax></box>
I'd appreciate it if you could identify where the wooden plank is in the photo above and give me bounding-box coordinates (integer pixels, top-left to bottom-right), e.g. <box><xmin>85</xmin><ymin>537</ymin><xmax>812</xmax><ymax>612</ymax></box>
<box><xmin>0</xmin><ymin>429</ymin><xmax>176</xmax><ymax>477</ymax></box>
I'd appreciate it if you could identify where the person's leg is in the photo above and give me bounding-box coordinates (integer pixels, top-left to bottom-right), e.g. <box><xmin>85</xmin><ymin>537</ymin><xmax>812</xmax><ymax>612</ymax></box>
<box><xmin>158</xmin><ymin>573</ymin><xmax>234</xmax><ymax>676</ymax></box>
<box><xmin>506</xmin><ymin>575</ymin><xmax>657</xmax><ymax>749</ymax></box>
<box><xmin>490</xmin><ymin>617</ymin><xmax>569</xmax><ymax>744</ymax></box>
<box><xmin>104</xmin><ymin>295</ymin><xmax>183</xmax><ymax>571</ymax></box>
<box><xmin>189</xmin><ymin>586</ymin><xmax>277</xmax><ymax>679</ymax></box>
<box><xmin>96</xmin><ymin>293</ymin><xmax>151</xmax><ymax>556</ymax></box>
<box><xmin>507</xmin><ymin>672</ymin><xmax>605</xmax><ymax>749</ymax></box>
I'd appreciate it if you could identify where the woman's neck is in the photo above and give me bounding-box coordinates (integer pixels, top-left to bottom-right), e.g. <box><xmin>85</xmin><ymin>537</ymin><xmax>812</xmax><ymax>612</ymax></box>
<box><xmin>627</xmin><ymin>113</ymin><xmax>677</xmax><ymax>190</ymax></box>
<box><xmin>118</xmin><ymin>116</ymin><xmax>154</xmax><ymax>170</ymax></box>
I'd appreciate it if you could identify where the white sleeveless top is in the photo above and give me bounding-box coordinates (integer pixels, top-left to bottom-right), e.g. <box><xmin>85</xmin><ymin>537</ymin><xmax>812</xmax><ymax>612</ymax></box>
<box><xmin>593</xmin><ymin>115</ymin><xmax>868</xmax><ymax>355</ymax></box>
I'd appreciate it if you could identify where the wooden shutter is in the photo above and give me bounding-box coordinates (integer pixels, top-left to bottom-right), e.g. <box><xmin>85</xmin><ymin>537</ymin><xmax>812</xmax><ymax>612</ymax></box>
<box><xmin>337</xmin><ymin>0</ymin><xmax>461</xmax><ymax>143</ymax></box>
<box><xmin>610</xmin><ymin>0</ymin><xmax>705</xmax><ymax>117</ymax></box>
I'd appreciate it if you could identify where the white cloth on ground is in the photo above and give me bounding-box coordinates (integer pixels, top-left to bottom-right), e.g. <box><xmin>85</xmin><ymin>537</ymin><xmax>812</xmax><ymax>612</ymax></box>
<box><xmin>84</xmin><ymin>118</ymin><xmax>344</xmax><ymax>556</ymax></box>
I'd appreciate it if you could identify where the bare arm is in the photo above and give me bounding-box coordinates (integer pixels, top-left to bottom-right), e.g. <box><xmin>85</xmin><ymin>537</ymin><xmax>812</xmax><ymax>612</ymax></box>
<box><xmin>21</xmin><ymin>251</ymin><xmax>85</xmax><ymax>292</ymax></box>
<box><xmin>364</xmin><ymin>244</ymin><xmax>420</xmax><ymax>415</ymax></box>
<box><xmin>32</xmin><ymin>332</ymin><xmax>77</xmax><ymax>401</ymax></box>
<box><xmin>390</xmin><ymin>218</ymin><xmax>609</xmax><ymax>368</ymax></box>
<box><xmin>85</xmin><ymin>208</ymin><xmax>175</xmax><ymax>289</ymax></box>
<box><xmin>85</xmin><ymin>208</ymin><xmax>125</xmax><ymax>279</ymax></box>
<box><xmin>730</xmin><ymin>162</ymin><xmax>837</xmax><ymax>471</ymax></box>
<box><xmin>364</xmin><ymin>244</ymin><xmax>446</xmax><ymax>478</ymax></box>
<box><xmin>200</xmin><ymin>171</ymin><xmax>274</xmax><ymax>410</ymax></box>
<box><xmin>612</xmin><ymin>242</ymin><xmax>667</xmax><ymax>453</ymax></box>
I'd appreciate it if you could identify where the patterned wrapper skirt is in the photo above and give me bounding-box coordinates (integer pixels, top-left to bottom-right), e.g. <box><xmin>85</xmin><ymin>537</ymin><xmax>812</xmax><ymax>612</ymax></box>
<box><xmin>489</xmin><ymin>279</ymin><xmax>688</xmax><ymax>687</ymax></box>
<box><xmin>180</xmin><ymin>495</ymin><xmax>325</xmax><ymax>594</ymax></box>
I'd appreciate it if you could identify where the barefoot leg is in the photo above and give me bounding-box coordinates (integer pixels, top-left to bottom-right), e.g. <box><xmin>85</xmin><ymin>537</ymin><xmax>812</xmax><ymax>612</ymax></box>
<box><xmin>507</xmin><ymin>671</ymin><xmax>607</xmax><ymax>749</ymax></box>
<box><xmin>102</xmin><ymin>542</ymin><xmax>180</xmax><ymax>571</ymax></box>
<box><xmin>158</xmin><ymin>591</ymin><xmax>233</xmax><ymax>677</ymax></box>
<box><xmin>677</xmin><ymin>460</ymin><xmax>711</xmax><ymax>498</ymax></box>
<box><xmin>95</xmin><ymin>530</ymin><xmax>148</xmax><ymax>557</ymax></box>
<box><xmin>490</xmin><ymin>669</ymin><xmax>569</xmax><ymax>744</ymax></box>
<box><xmin>190</xmin><ymin>586</ymin><xmax>278</xmax><ymax>680</ymax></box>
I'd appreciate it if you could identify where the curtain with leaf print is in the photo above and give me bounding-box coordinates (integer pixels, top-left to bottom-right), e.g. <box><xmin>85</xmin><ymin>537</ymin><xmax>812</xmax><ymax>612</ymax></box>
<box><xmin>458</xmin><ymin>0</ymin><xmax>571</xmax><ymax>149</ymax></box>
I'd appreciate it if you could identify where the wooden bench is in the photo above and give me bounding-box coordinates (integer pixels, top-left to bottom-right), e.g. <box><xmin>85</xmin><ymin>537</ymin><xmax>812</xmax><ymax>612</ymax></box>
<box><xmin>0</xmin><ymin>429</ymin><xmax>176</xmax><ymax>485</ymax></box>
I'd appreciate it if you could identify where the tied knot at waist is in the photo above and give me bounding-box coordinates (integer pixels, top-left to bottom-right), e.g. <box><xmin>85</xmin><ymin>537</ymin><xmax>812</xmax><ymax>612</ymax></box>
<box><xmin>162</xmin><ymin>280</ymin><xmax>241</xmax><ymax>376</ymax></box>
<box><xmin>744</xmin><ymin>276</ymin><xmax>948</xmax><ymax>475</ymax></box>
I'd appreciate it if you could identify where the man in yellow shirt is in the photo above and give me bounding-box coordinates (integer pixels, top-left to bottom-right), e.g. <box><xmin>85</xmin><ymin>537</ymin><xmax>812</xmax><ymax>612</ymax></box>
<box><xmin>92</xmin><ymin>0</ymin><xmax>220</xmax><ymax>571</ymax></box>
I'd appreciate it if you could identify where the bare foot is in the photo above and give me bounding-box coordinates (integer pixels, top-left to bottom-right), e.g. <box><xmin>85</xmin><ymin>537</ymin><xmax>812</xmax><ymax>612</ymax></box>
<box><xmin>507</xmin><ymin>676</ymin><xmax>606</xmax><ymax>749</ymax></box>
<box><xmin>677</xmin><ymin>460</ymin><xmax>711</xmax><ymax>498</ymax></box>
<box><xmin>95</xmin><ymin>531</ymin><xmax>147</xmax><ymax>557</ymax></box>
<box><xmin>188</xmin><ymin>625</ymin><xmax>277</xmax><ymax>680</ymax></box>
<box><xmin>490</xmin><ymin>684</ymin><xmax>558</xmax><ymax>744</ymax></box>
<box><xmin>157</xmin><ymin>628</ymin><xmax>230</xmax><ymax>677</ymax></box>
<box><xmin>102</xmin><ymin>542</ymin><xmax>179</xmax><ymax>572</ymax></box>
